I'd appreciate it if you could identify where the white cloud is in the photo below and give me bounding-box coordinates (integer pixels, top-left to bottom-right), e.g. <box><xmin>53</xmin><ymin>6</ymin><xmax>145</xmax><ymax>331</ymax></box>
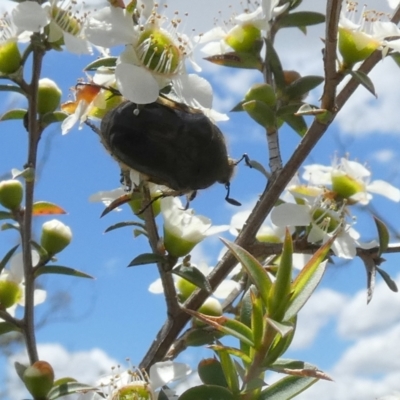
<box><xmin>371</xmin><ymin>149</ymin><xmax>397</xmax><ymax>163</ymax></box>
<box><xmin>291</xmin><ymin>288</ymin><xmax>348</xmax><ymax>349</ymax></box>
<box><xmin>6</xmin><ymin>343</ymin><xmax>119</xmax><ymax>400</ymax></box>
<box><xmin>337</xmin><ymin>273</ymin><xmax>400</xmax><ymax>339</ymax></box>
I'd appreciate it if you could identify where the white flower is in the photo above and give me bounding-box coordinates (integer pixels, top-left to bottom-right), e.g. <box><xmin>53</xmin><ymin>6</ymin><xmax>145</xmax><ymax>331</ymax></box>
<box><xmin>86</xmin><ymin>3</ymin><xmax>202</xmax><ymax>106</ymax></box>
<box><xmin>271</xmin><ymin>196</ymin><xmax>358</xmax><ymax>259</ymax></box>
<box><xmin>161</xmin><ymin>197</ymin><xmax>229</xmax><ymax>258</ymax></box>
<box><xmin>0</xmin><ymin>251</ymin><xmax>46</xmax><ymax>315</ymax></box>
<box><xmin>303</xmin><ymin>158</ymin><xmax>400</xmax><ymax>205</ymax></box>
<box><xmin>80</xmin><ymin>362</ymin><xmax>191</xmax><ymax>400</ymax></box>
<box><xmin>12</xmin><ymin>0</ymin><xmax>93</xmax><ymax>54</ymax></box>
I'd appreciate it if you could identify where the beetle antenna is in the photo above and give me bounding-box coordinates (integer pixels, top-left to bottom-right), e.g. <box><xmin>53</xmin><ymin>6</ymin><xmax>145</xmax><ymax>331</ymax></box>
<box><xmin>234</xmin><ymin>153</ymin><xmax>252</xmax><ymax>168</ymax></box>
<box><xmin>225</xmin><ymin>183</ymin><xmax>241</xmax><ymax>206</ymax></box>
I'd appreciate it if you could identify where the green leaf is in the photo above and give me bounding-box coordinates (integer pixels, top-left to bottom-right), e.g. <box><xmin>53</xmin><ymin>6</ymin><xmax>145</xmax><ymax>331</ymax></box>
<box><xmin>1</xmin><ymin>222</ymin><xmax>19</xmax><ymax>231</ymax></box>
<box><xmin>215</xmin><ymin>348</ymin><xmax>240</xmax><ymax>394</ymax></box>
<box><xmin>376</xmin><ymin>266</ymin><xmax>398</xmax><ymax>292</ymax></box>
<box><xmin>41</xmin><ymin>111</ymin><xmax>68</xmax><ymax>125</ymax></box>
<box><xmin>84</xmin><ymin>56</ymin><xmax>118</xmax><ymax>71</ymax></box>
<box><xmin>242</xmin><ymin>100</ymin><xmax>276</xmax><ymax>128</ymax></box>
<box><xmin>172</xmin><ymin>264</ymin><xmax>212</xmax><ymax>293</ymax></box>
<box><xmin>240</xmin><ymin>289</ymin><xmax>253</xmax><ymax>356</ymax></box>
<box><xmin>280</xmin><ymin>112</ymin><xmax>307</xmax><ymax>136</ymax></box>
<box><xmin>32</xmin><ymin>201</ymin><xmax>66</xmax><ymax>215</ymax></box>
<box><xmin>48</xmin><ymin>382</ymin><xmax>104</xmax><ymax>400</ymax></box>
<box><xmin>184</xmin><ymin>309</ymin><xmax>255</xmax><ymax>347</ymax></box>
<box><xmin>104</xmin><ymin>221</ymin><xmax>145</xmax><ymax>233</ymax></box>
<box><xmin>262</xmin><ymin>317</ymin><xmax>297</xmax><ymax>368</ymax></box>
<box><xmin>14</xmin><ymin>361</ymin><xmax>27</xmax><ymax>382</ymax></box>
<box><xmin>278</xmin><ymin>11</ymin><xmax>325</xmax><ymax>29</ymax></box>
<box><xmin>0</xmin><ymin>321</ymin><xmax>21</xmax><ymax>335</ymax></box>
<box><xmin>128</xmin><ymin>253</ymin><xmax>167</xmax><ymax>266</ymax></box>
<box><xmin>204</xmin><ymin>52</ymin><xmax>263</xmax><ymax>70</ymax></box>
<box><xmin>284</xmin><ymin>238</ymin><xmax>333</xmax><ymax>320</ymax></box>
<box><xmin>250</xmin><ymin>289</ymin><xmax>264</xmax><ymax>350</ymax></box>
<box><xmin>373</xmin><ymin>215</ymin><xmax>389</xmax><ymax>256</ymax></box>
<box><xmin>100</xmin><ymin>193</ymin><xmax>132</xmax><ymax>217</ymax></box>
<box><xmin>198</xmin><ymin>358</ymin><xmax>229</xmax><ymax>387</ymax></box>
<box><xmin>284</xmin><ymin>76</ymin><xmax>324</xmax><ymax>101</ymax></box>
<box><xmin>277</xmin><ymin>103</ymin><xmax>303</xmax><ymax>117</ymax></box>
<box><xmin>221</xmin><ymin>238</ymin><xmax>272</xmax><ymax>309</ymax></box>
<box><xmin>269</xmin><ymin>229</ymin><xmax>293</xmax><ymax>320</ymax></box>
<box><xmin>0</xmin><ymin>244</ymin><xmax>19</xmax><ymax>274</ymax></box>
<box><xmin>178</xmin><ymin>384</ymin><xmax>234</xmax><ymax>400</ymax></box>
<box><xmin>0</xmin><ymin>210</ymin><xmax>13</xmax><ymax>220</ymax></box>
<box><xmin>209</xmin><ymin>345</ymin><xmax>252</xmax><ymax>365</ymax></box>
<box><xmin>185</xmin><ymin>327</ymin><xmax>225</xmax><ymax>347</ymax></box>
<box><xmin>0</xmin><ymin>108</ymin><xmax>27</xmax><ymax>121</ymax></box>
<box><xmin>0</xmin><ymin>85</ymin><xmax>25</xmax><ymax>95</ymax></box>
<box><xmin>266</xmin><ymin>39</ymin><xmax>285</xmax><ymax>91</ymax></box>
<box><xmin>266</xmin><ymin>318</ymin><xmax>294</xmax><ymax>338</ymax></box>
<box><xmin>349</xmin><ymin>70</ymin><xmax>376</xmax><ymax>97</ymax></box>
<box><xmin>34</xmin><ymin>265</ymin><xmax>94</xmax><ymax>279</ymax></box>
<box><xmin>259</xmin><ymin>376</ymin><xmax>318</xmax><ymax>399</ymax></box>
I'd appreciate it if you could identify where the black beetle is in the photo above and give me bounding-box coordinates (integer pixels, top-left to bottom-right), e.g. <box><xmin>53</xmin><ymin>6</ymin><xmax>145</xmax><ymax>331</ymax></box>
<box><xmin>100</xmin><ymin>96</ymin><xmax>240</xmax><ymax>204</ymax></box>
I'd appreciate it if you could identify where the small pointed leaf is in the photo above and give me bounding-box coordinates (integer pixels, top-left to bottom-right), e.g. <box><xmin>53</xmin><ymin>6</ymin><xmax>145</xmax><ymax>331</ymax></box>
<box><xmin>350</xmin><ymin>70</ymin><xmax>376</xmax><ymax>97</ymax></box>
<box><xmin>284</xmin><ymin>76</ymin><xmax>324</xmax><ymax>100</ymax></box>
<box><xmin>100</xmin><ymin>193</ymin><xmax>132</xmax><ymax>217</ymax></box>
<box><xmin>373</xmin><ymin>216</ymin><xmax>389</xmax><ymax>255</ymax></box>
<box><xmin>32</xmin><ymin>201</ymin><xmax>66</xmax><ymax>215</ymax></box>
<box><xmin>14</xmin><ymin>361</ymin><xmax>27</xmax><ymax>382</ymax></box>
<box><xmin>0</xmin><ymin>244</ymin><xmax>19</xmax><ymax>274</ymax></box>
<box><xmin>41</xmin><ymin>111</ymin><xmax>68</xmax><ymax>125</ymax></box>
<box><xmin>259</xmin><ymin>376</ymin><xmax>318</xmax><ymax>400</ymax></box>
<box><xmin>266</xmin><ymin>318</ymin><xmax>294</xmax><ymax>338</ymax></box>
<box><xmin>104</xmin><ymin>221</ymin><xmax>145</xmax><ymax>233</ymax></box>
<box><xmin>204</xmin><ymin>52</ymin><xmax>263</xmax><ymax>70</ymax></box>
<box><xmin>266</xmin><ymin>39</ymin><xmax>285</xmax><ymax>91</ymax></box>
<box><xmin>0</xmin><ymin>321</ymin><xmax>21</xmax><ymax>335</ymax></box>
<box><xmin>0</xmin><ymin>211</ymin><xmax>13</xmax><ymax>220</ymax></box>
<box><xmin>84</xmin><ymin>56</ymin><xmax>118</xmax><ymax>71</ymax></box>
<box><xmin>1</xmin><ymin>222</ymin><xmax>19</xmax><ymax>231</ymax></box>
<box><xmin>172</xmin><ymin>264</ymin><xmax>212</xmax><ymax>293</ymax></box>
<box><xmin>280</xmin><ymin>112</ymin><xmax>308</xmax><ymax>136</ymax></box>
<box><xmin>0</xmin><ymin>108</ymin><xmax>27</xmax><ymax>121</ymax></box>
<box><xmin>376</xmin><ymin>266</ymin><xmax>398</xmax><ymax>292</ymax></box>
<box><xmin>278</xmin><ymin>12</ymin><xmax>325</xmax><ymax>29</ymax></box>
<box><xmin>34</xmin><ymin>265</ymin><xmax>94</xmax><ymax>279</ymax></box>
<box><xmin>215</xmin><ymin>348</ymin><xmax>240</xmax><ymax>394</ymax></box>
<box><xmin>0</xmin><ymin>85</ymin><xmax>25</xmax><ymax>95</ymax></box>
<box><xmin>221</xmin><ymin>238</ymin><xmax>272</xmax><ymax>308</ymax></box>
<box><xmin>128</xmin><ymin>253</ymin><xmax>167</xmax><ymax>266</ymax></box>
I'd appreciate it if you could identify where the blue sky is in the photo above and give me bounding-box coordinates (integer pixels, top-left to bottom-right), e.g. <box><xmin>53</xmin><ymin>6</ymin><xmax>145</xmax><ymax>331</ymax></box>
<box><xmin>2</xmin><ymin>0</ymin><xmax>400</xmax><ymax>399</ymax></box>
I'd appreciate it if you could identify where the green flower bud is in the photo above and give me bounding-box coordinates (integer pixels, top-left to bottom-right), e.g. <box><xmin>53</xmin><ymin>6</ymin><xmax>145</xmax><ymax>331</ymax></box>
<box><xmin>40</xmin><ymin>219</ymin><xmax>72</xmax><ymax>255</ymax></box>
<box><xmin>163</xmin><ymin>229</ymin><xmax>197</xmax><ymax>258</ymax></box>
<box><xmin>37</xmin><ymin>78</ymin><xmax>62</xmax><ymax>115</ymax></box>
<box><xmin>193</xmin><ymin>298</ymin><xmax>223</xmax><ymax>327</ymax></box>
<box><xmin>0</xmin><ymin>41</ymin><xmax>21</xmax><ymax>74</ymax></box>
<box><xmin>225</xmin><ymin>24</ymin><xmax>261</xmax><ymax>52</ymax></box>
<box><xmin>176</xmin><ymin>277</ymin><xmax>197</xmax><ymax>301</ymax></box>
<box><xmin>338</xmin><ymin>27</ymin><xmax>379</xmax><ymax>69</ymax></box>
<box><xmin>332</xmin><ymin>173</ymin><xmax>364</xmax><ymax>201</ymax></box>
<box><xmin>244</xmin><ymin>83</ymin><xmax>276</xmax><ymax>107</ymax></box>
<box><xmin>0</xmin><ymin>179</ymin><xmax>23</xmax><ymax>210</ymax></box>
<box><xmin>23</xmin><ymin>361</ymin><xmax>55</xmax><ymax>399</ymax></box>
<box><xmin>128</xmin><ymin>191</ymin><xmax>161</xmax><ymax>220</ymax></box>
<box><xmin>0</xmin><ymin>279</ymin><xmax>21</xmax><ymax>308</ymax></box>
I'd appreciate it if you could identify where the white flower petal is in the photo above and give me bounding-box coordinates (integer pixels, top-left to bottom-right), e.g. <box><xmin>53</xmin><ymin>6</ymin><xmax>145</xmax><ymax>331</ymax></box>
<box><xmin>149</xmin><ymin>361</ymin><xmax>191</xmax><ymax>390</ymax></box>
<box><xmin>331</xmin><ymin>231</ymin><xmax>357</xmax><ymax>259</ymax></box>
<box><xmin>148</xmin><ymin>278</ymin><xmax>163</xmax><ymax>294</ymax></box>
<box><xmin>271</xmin><ymin>203</ymin><xmax>311</xmax><ymax>227</ymax></box>
<box><xmin>12</xmin><ymin>2</ymin><xmax>49</xmax><ymax>32</ymax></box>
<box><xmin>63</xmin><ymin>31</ymin><xmax>92</xmax><ymax>55</ymax></box>
<box><xmin>116</xmin><ymin>63</ymin><xmax>159</xmax><ymax>104</ymax></box>
<box><xmin>367</xmin><ymin>180</ymin><xmax>400</xmax><ymax>202</ymax></box>
<box><xmin>86</xmin><ymin>6</ymin><xmax>134</xmax><ymax>47</ymax></box>
<box><xmin>33</xmin><ymin>288</ymin><xmax>47</xmax><ymax>305</ymax></box>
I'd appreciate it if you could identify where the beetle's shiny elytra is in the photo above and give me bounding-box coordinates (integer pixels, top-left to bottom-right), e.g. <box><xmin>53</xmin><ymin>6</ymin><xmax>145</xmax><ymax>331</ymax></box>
<box><xmin>100</xmin><ymin>97</ymin><xmax>236</xmax><ymax>196</ymax></box>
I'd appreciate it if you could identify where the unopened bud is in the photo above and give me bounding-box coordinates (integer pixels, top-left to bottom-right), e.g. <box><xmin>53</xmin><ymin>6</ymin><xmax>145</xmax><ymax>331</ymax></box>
<box><xmin>0</xmin><ymin>279</ymin><xmax>21</xmax><ymax>308</ymax></box>
<box><xmin>40</xmin><ymin>219</ymin><xmax>72</xmax><ymax>255</ymax></box>
<box><xmin>0</xmin><ymin>41</ymin><xmax>21</xmax><ymax>74</ymax></box>
<box><xmin>23</xmin><ymin>361</ymin><xmax>55</xmax><ymax>399</ymax></box>
<box><xmin>0</xmin><ymin>179</ymin><xmax>23</xmax><ymax>210</ymax></box>
<box><xmin>225</xmin><ymin>24</ymin><xmax>261</xmax><ymax>53</ymax></box>
<box><xmin>244</xmin><ymin>83</ymin><xmax>276</xmax><ymax>107</ymax></box>
<box><xmin>37</xmin><ymin>78</ymin><xmax>62</xmax><ymax>115</ymax></box>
